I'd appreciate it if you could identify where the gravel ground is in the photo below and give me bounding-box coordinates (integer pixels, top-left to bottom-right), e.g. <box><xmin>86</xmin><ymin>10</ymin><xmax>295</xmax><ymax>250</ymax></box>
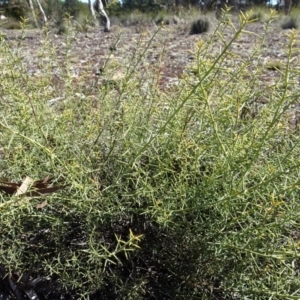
<box><xmin>1</xmin><ymin>16</ymin><xmax>297</xmax><ymax>90</ymax></box>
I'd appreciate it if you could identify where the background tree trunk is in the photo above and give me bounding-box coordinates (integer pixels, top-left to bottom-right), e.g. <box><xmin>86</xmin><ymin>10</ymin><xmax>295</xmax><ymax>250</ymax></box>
<box><xmin>284</xmin><ymin>0</ymin><xmax>292</xmax><ymax>15</ymax></box>
<box><xmin>88</xmin><ymin>0</ymin><xmax>97</xmax><ymax>23</ymax></box>
<box><xmin>35</xmin><ymin>0</ymin><xmax>47</xmax><ymax>23</ymax></box>
<box><xmin>233</xmin><ymin>0</ymin><xmax>239</xmax><ymax>12</ymax></box>
<box><xmin>27</xmin><ymin>0</ymin><xmax>39</xmax><ymax>27</ymax></box>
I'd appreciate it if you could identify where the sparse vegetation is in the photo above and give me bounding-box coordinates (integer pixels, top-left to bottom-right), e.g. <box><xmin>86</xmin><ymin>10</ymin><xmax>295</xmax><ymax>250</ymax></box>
<box><xmin>1</xmin><ymin>7</ymin><xmax>300</xmax><ymax>300</ymax></box>
<box><xmin>0</xmin><ymin>19</ymin><xmax>22</xmax><ymax>29</ymax></box>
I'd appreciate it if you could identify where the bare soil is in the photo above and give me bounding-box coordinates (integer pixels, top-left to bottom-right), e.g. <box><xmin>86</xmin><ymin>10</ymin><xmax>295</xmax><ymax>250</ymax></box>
<box><xmin>1</xmin><ymin>17</ymin><xmax>297</xmax><ymax>92</ymax></box>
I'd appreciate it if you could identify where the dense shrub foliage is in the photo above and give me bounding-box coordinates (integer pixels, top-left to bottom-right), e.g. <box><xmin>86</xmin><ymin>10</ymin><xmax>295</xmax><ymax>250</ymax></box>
<box><xmin>1</xmin><ymin>10</ymin><xmax>300</xmax><ymax>300</ymax></box>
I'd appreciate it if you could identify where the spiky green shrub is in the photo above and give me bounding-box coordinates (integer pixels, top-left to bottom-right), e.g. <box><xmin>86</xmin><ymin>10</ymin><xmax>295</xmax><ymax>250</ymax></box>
<box><xmin>0</xmin><ymin>10</ymin><xmax>300</xmax><ymax>300</ymax></box>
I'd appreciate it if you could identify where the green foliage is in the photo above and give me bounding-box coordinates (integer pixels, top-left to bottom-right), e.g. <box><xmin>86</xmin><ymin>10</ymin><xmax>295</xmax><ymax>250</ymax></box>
<box><xmin>106</xmin><ymin>0</ymin><xmax>123</xmax><ymax>16</ymax></box>
<box><xmin>4</xmin><ymin>0</ymin><xmax>28</xmax><ymax>21</ymax></box>
<box><xmin>44</xmin><ymin>0</ymin><xmax>64</xmax><ymax>21</ymax></box>
<box><xmin>1</xmin><ymin>10</ymin><xmax>300</xmax><ymax>300</ymax></box>
<box><xmin>63</xmin><ymin>0</ymin><xmax>88</xmax><ymax>18</ymax></box>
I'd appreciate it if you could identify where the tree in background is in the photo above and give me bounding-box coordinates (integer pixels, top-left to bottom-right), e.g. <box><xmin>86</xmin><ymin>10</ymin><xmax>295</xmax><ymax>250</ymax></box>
<box><xmin>44</xmin><ymin>0</ymin><xmax>63</xmax><ymax>21</ymax></box>
<box><xmin>3</xmin><ymin>0</ymin><xmax>46</xmax><ymax>26</ymax></box>
<box><xmin>284</xmin><ymin>0</ymin><xmax>292</xmax><ymax>14</ymax></box>
<box><xmin>3</xmin><ymin>0</ymin><xmax>28</xmax><ymax>20</ymax></box>
<box><xmin>122</xmin><ymin>0</ymin><xmax>153</xmax><ymax>12</ymax></box>
<box><xmin>26</xmin><ymin>0</ymin><xmax>47</xmax><ymax>26</ymax></box>
<box><xmin>63</xmin><ymin>0</ymin><xmax>82</xmax><ymax>17</ymax></box>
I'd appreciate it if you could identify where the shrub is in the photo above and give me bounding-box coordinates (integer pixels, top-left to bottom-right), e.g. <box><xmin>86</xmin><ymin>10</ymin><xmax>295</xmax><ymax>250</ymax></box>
<box><xmin>281</xmin><ymin>16</ymin><xmax>298</xmax><ymax>29</ymax></box>
<box><xmin>106</xmin><ymin>0</ymin><xmax>123</xmax><ymax>17</ymax></box>
<box><xmin>1</xmin><ymin>10</ymin><xmax>300</xmax><ymax>300</ymax></box>
<box><xmin>190</xmin><ymin>17</ymin><xmax>210</xmax><ymax>34</ymax></box>
<box><xmin>4</xmin><ymin>1</ymin><xmax>28</xmax><ymax>21</ymax></box>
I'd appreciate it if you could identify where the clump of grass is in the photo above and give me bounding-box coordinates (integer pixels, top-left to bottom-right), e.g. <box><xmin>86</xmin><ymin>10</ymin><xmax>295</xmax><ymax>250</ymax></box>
<box><xmin>117</xmin><ymin>10</ymin><xmax>151</xmax><ymax>27</ymax></box>
<box><xmin>190</xmin><ymin>17</ymin><xmax>210</xmax><ymax>34</ymax></box>
<box><xmin>0</xmin><ymin>19</ymin><xmax>22</xmax><ymax>29</ymax></box>
<box><xmin>1</xmin><ymin>10</ymin><xmax>300</xmax><ymax>300</ymax></box>
<box><xmin>281</xmin><ymin>16</ymin><xmax>298</xmax><ymax>29</ymax></box>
